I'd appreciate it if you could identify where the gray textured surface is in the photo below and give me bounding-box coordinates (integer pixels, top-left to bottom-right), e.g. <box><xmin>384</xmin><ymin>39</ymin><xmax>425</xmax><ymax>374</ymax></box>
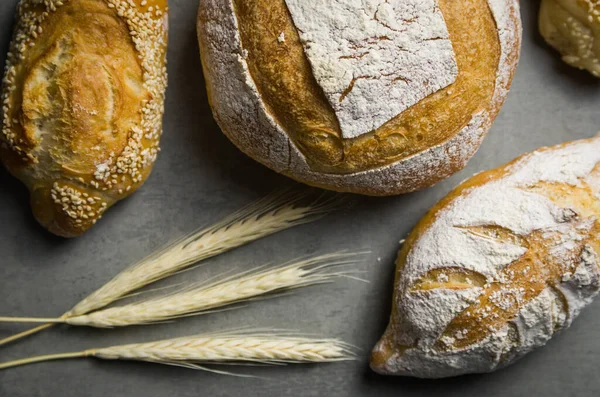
<box><xmin>0</xmin><ymin>1</ymin><xmax>599</xmax><ymax>396</ymax></box>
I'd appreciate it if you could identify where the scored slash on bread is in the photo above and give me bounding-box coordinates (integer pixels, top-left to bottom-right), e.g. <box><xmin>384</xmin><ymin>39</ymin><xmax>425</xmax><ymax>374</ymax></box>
<box><xmin>372</xmin><ymin>137</ymin><xmax>600</xmax><ymax>378</ymax></box>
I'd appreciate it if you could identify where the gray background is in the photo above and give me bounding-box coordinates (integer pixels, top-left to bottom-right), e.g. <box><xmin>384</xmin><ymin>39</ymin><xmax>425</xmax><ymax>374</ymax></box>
<box><xmin>0</xmin><ymin>1</ymin><xmax>599</xmax><ymax>396</ymax></box>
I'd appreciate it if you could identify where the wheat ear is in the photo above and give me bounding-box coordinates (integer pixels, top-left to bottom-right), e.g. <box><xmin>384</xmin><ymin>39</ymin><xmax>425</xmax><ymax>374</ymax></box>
<box><xmin>0</xmin><ymin>190</ymin><xmax>347</xmax><ymax>346</ymax></box>
<box><xmin>0</xmin><ymin>253</ymin><xmax>363</xmax><ymax>328</ymax></box>
<box><xmin>69</xmin><ymin>190</ymin><xmax>345</xmax><ymax>316</ymax></box>
<box><xmin>0</xmin><ymin>335</ymin><xmax>353</xmax><ymax>371</ymax></box>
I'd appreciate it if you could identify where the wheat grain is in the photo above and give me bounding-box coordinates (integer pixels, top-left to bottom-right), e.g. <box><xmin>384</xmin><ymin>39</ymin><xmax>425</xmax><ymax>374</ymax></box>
<box><xmin>94</xmin><ymin>335</ymin><xmax>352</xmax><ymax>364</ymax></box>
<box><xmin>66</xmin><ymin>254</ymin><xmax>359</xmax><ymax>327</ymax></box>
<box><xmin>0</xmin><ymin>254</ymin><xmax>362</xmax><ymax>328</ymax></box>
<box><xmin>0</xmin><ymin>190</ymin><xmax>348</xmax><ymax>347</ymax></box>
<box><xmin>69</xmin><ymin>190</ymin><xmax>345</xmax><ymax>317</ymax></box>
<box><xmin>0</xmin><ymin>334</ymin><xmax>353</xmax><ymax>371</ymax></box>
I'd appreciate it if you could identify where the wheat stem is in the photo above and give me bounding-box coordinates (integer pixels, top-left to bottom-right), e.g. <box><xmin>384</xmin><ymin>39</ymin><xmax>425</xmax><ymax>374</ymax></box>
<box><xmin>0</xmin><ymin>317</ymin><xmax>66</xmax><ymax>324</ymax></box>
<box><xmin>0</xmin><ymin>190</ymin><xmax>347</xmax><ymax>345</ymax></box>
<box><xmin>0</xmin><ymin>335</ymin><xmax>353</xmax><ymax>371</ymax></box>
<box><xmin>0</xmin><ymin>352</ymin><xmax>88</xmax><ymax>370</ymax></box>
<box><xmin>0</xmin><ymin>324</ymin><xmax>55</xmax><ymax>347</ymax></box>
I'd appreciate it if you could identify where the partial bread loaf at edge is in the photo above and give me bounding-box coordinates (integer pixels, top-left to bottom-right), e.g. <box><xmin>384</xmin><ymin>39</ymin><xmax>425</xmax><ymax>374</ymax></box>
<box><xmin>197</xmin><ymin>0</ymin><xmax>522</xmax><ymax>196</ymax></box>
<box><xmin>0</xmin><ymin>0</ymin><xmax>168</xmax><ymax>237</ymax></box>
<box><xmin>372</xmin><ymin>137</ymin><xmax>600</xmax><ymax>378</ymax></box>
<box><xmin>539</xmin><ymin>0</ymin><xmax>600</xmax><ymax>77</ymax></box>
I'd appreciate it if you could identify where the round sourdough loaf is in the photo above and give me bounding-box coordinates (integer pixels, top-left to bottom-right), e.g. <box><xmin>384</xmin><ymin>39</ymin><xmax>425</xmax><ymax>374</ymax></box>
<box><xmin>540</xmin><ymin>0</ymin><xmax>600</xmax><ymax>77</ymax></box>
<box><xmin>371</xmin><ymin>137</ymin><xmax>600</xmax><ymax>378</ymax></box>
<box><xmin>197</xmin><ymin>0</ymin><xmax>522</xmax><ymax>195</ymax></box>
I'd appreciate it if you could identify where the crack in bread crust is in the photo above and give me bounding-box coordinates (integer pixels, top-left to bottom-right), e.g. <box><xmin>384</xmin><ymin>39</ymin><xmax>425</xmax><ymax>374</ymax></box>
<box><xmin>437</xmin><ymin>225</ymin><xmax>593</xmax><ymax>350</ymax></box>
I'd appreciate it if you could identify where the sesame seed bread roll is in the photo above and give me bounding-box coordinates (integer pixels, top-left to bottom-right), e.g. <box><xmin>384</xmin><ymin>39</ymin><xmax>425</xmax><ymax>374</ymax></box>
<box><xmin>197</xmin><ymin>0</ymin><xmax>522</xmax><ymax>196</ymax></box>
<box><xmin>0</xmin><ymin>0</ymin><xmax>168</xmax><ymax>237</ymax></box>
<box><xmin>540</xmin><ymin>0</ymin><xmax>600</xmax><ymax>77</ymax></box>
<box><xmin>372</xmin><ymin>137</ymin><xmax>600</xmax><ymax>378</ymax></box>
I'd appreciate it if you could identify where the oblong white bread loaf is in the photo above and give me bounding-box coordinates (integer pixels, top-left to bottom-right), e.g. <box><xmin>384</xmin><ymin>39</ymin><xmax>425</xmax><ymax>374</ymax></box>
<box><xmin>372</xmin><ymin>137</ymin><xmax>600</xmax><ymax>378</ymax></box>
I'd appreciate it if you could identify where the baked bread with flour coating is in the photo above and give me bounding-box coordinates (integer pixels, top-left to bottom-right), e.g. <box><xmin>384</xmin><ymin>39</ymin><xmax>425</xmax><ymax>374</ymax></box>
<box><xmin>540</xmin><ymin>0</ymin><xmax>600</xmax><ymax>77</ymax></box>
<box><xmin>371</xmin><ymin>136</ymin><xmax>600</xmax><ymax>378</ymax></box>
<box><xmin>0</xmin><ymin>0</ymin><xmax>169</xmax><ymax>237</ymax></box>
<box><xmin>197</xmin><ymin>0</ymin><xmax>522</xmax><ymax>196</ymax></box>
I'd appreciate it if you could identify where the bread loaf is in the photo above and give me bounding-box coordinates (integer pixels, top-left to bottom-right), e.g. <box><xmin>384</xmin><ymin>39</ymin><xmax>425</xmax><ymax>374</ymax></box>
<box><xmin>197</xmin><ymin>0</ymin><xmax>522</xmax><ymax>196</ymax></box>
<box><xmin>371</xmin><ymin>137</ymin><xmax>600</xmax><ymax>378</ymax></box>
<box><xmin>0</xmin><ymin>0</ymin><xmax>169</xmax><ymax>237</ymax></box>
<box><xmin>540</xmin><ymin>0</ymin><xmax>600</xmax><ymax>77</ymax></box>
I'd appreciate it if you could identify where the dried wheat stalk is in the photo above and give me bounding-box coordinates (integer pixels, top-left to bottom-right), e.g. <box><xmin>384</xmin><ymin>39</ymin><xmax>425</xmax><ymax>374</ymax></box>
<box><xmin>0</xmin><ymin>253</ymin><xmax>362</xmax><ymax>328</ymax></box>
<box><xmin>69</xmin><ymin>191</ymin><xmax>344</xmax><ymax>317</ymax></box>
<box><xmin>0</xmin><ymin>334</ymin><xmax>353</xmax><ymax>371</ymax></box>
<box><xmin>0</xmin><ymin>190</ymin><xmax>348</xmax><ymax>346</ymax></box>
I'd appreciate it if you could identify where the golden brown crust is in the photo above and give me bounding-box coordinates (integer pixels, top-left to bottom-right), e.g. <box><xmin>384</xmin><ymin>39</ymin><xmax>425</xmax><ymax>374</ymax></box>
<box><xmin>234</xmin><ymin>0</ymin><xmax>500</xmax><ymax>174</ymax></box>
<box><xmin>1</xmin><ymin>0</ymin><xmax>168</xmax><ymax>237</ymax></box>
<box><xmin>198</xmin><ymin>0</ymin><xmax>521</xmax><ymax>196</ymax></box>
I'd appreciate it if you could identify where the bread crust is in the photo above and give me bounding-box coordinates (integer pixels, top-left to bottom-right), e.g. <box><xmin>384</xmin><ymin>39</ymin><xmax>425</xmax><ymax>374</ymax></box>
<box><xmin>1</xmin><ymin>0</ymin><xmax>169</xmax><ymax>237</ymax></box>
<box><xmin>371</xmin><ymin>137</ymin><xmax>600</xmax><ymax>378</ymax></box>
<box><xmin>197</xmin><ymin>0</ymin><xmax>522</xmax><ymax>195</ymax></box>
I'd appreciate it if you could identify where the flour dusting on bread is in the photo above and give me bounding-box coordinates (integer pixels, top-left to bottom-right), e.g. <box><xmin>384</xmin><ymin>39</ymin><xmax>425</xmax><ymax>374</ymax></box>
<box><xmin>284</xmin><ymin>0</ymin><xmax>458</xmax><ymax>139</ymax></box>
<box><xmin>372</xmin><ymin>138</ymin><xmax>600</xmax><ymax>378</ymax></box>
